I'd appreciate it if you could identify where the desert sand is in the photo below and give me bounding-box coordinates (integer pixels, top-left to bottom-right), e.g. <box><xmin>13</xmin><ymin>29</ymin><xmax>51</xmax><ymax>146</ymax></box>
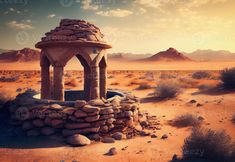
<box><xmin>0</xmin><ymin>64</ymin><xmax>234</xmax><ymax>162</ymax></box>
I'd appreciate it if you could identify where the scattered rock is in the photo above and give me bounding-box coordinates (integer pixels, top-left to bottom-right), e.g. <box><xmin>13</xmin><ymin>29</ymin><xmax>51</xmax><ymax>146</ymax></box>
<box><xmin>139</xmin><ymin>131</ymin><xmax>150</xmax><ymax>136</ymax></box>
<box><xmin>66</xmin><ymin>134</ymin><xmax>91</xmax><ymax>146</ymax></box>
<box><xmin>101</xmin><ymin>137</ymin><xmax>115</xmax><ymax>143</ymax></box>
<box><xmin>161</xmin><ymin>134</ymin><xmax>168</xmax><ymax>139</ymax></box>
<box><xmin>111</xmin><ymin>132</ymin><xmax>125</xmax><ymax>140</ymax></box>
<box><xmin>140</xmin><ymin>121</ymin><xmax>148</xmax><ymax>128</ymax></box>
<box><xmin>196</xmin><ymin>103</ymin><xmax>203</xmax><ymax>107</ymax></box>
<box><xmin>151</xmin><ymin>134</ymin><xmax>157</xmax><ymax>138</ymax></box>
<box><xmin>106</xmin><ymin>147</ymin><xmax>117</xmax><ymax>156</ymax></box>
<box><xmin>189</xmin><ymin>99</ymin><xmax>197</xmax><ymax>104</ymax></box>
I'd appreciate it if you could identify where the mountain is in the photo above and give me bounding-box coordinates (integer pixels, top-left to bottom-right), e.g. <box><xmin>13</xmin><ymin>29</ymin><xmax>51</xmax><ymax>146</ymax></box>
<box><xmin>184</xmin><ymin>49</ymin><xmax>235</xmax><ymax>61</ymax></box>
<box><xmin>108</xmin><ymin>53</ymin><xmax>152</xmax><ymax>61</ymax></box>
<box><xmin>143</xmin><ymin>48</ymin><xmax>192</xmax><ymax>62</ymax></box>
<box><xmin>0</xmin><ymin>48</ymin><xmax>40</xmax><ymax>62</ymax></box>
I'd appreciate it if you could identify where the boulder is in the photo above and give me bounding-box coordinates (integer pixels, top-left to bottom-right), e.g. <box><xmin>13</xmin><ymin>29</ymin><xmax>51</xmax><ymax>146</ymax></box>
<box><xmin>87</xmin><ymin>133</ymin><xmax>101</xmax><ymax>141</ymax></box>
<box><xmin>74</xmin><ymin>110</ymin><xmax>88</xmax><ymax>118</ymax></box>
<box><xmin>66</xmin><ymin>134</ymin><xmax>91</xmax><ymax>146</ymax></box>
<box><xmin>106</xmin><ymin>147</ymin><xmax>117</xmax><ymax>156</ymax></box>
<box><xmin>75</xmin><ymin>100</ymin><xmax>87</xmax><ymax>108</ymax></box>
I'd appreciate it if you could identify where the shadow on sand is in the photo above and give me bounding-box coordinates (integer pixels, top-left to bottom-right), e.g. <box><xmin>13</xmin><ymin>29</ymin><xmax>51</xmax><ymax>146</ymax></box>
<box><xmin>140</xmin><ymin>96</ymin><xmax>169</xmax><ymax>103</ymax></box>
<box><xmin>191</xmin><ymin>86</ymin><xmax>235</xmax><ymax>96</ymax></box>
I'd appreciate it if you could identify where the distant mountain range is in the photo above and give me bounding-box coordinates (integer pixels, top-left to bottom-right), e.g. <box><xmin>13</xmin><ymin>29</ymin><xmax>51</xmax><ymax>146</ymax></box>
<box><xmin>0</xmin><ymin>48</ymin><xmax>40</xmax><ymax>62</ymax></box>
<box><xmin>1</xmin><ymin>47</ymin><xmax>235</xmax><ymax>62</ymax></box>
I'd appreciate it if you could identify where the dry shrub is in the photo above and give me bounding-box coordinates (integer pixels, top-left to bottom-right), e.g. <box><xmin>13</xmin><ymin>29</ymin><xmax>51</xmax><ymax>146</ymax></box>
<box><xmin>192</xmin><ymin>71</ymin><xmax>211</xmax><ymax>79</ymax></box>
<box><xmin>0</xmin><ymin>75</ymin><xmax>19</xmax><ymax>82</ymax></box>
<box><xmin>154</xmin><ymin>81</ymin><xmax>181</xmax><ymax>98</ymax></box>
<box><xmin>170</xmin><ymin>114</ymin><xmax>202</xmax><ymax>128</ymax></box>
<box><xmin>182</xmin><ymin>127</ymin><xmax>235</xmax><ymax>162</ymax></box>
<box><xmin>136</xmin><ymin>82</ymin><xmax>152</xmax><ymax>90</ymax></box>
<box><xmin>221</xmin><ymin>67</ymin><xmax>235</xmax><ymax>89</ymax></box>
<box><xmin>179</xmin><ymin>77</ymin><xmax>199</xmax><ymax>88</ymax></box>
<box><xmin>65</xmin><ymin>78</ymin><xmax>78</xmax><ymax>87</ymax></box>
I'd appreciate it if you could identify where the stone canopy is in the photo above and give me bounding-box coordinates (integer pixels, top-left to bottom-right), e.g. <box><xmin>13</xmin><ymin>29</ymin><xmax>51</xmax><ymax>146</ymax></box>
<box><xmin>35</xmin><ymin>19</ymin><xmax>112</xmax><ymax>101</ymax></box>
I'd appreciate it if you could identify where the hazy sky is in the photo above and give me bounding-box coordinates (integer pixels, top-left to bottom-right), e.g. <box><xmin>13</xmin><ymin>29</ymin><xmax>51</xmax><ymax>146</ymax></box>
<box><xmin>0</xmin><ymin>0</ymin><xmax>235</xmax><ymax>53</ymax></box>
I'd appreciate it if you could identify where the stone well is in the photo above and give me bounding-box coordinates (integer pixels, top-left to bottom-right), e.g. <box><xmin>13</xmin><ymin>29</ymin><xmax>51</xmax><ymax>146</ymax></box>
<box><xmin>8</xmin><ymin>19</ymin><xmax>143</xmax><ymax>144</ymax></box>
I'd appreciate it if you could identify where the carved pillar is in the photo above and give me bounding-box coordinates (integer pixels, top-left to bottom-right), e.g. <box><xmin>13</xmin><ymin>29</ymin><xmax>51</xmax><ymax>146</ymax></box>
<box><xmin>53</xmin><ymin>66</ymin><xmax>64</xmax><ymax>101</ymax></box>
<box><xmin>100</xmin><ymin>65</ymin><xmax>107</xmax><ymax>99</ymax></box>
<box><xmin>84</xmin><ymin>66</ymin><xmax>91</xmax><ymax>101</ymax></box>
<box><xmin>90</xmin><ymin>66</ymin><xmax>100</xmax><ymax>100</ymax></box>
<box><xmin>40</xmin><ymin>53</ymin><xmax>51</xmax><ymax>99</ymax></box>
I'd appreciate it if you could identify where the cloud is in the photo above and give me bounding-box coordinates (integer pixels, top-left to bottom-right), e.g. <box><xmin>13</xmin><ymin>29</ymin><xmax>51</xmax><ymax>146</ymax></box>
<box><xmin>7</xmin><ymin>21</ymin><xmax>33</xmax><ymax>30</ymax></box>
<box><xmin>81</xmin><ymin>0</ymin><xmax>99</xmax><ymax>10</ymax></box>
<box><xmin>96</xmin><ymin>9</ymin><xmax>133</xmax><ymax>17</ymax></box>
<box><xmin>47</xmin><ymin>14</ymin><xmax>56</xmax><ymax>18</ymax></box>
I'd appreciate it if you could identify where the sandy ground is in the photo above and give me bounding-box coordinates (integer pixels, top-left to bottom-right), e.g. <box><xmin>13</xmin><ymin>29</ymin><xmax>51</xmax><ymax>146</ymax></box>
<box><xmin>0</xmin><ymin>66</ymin><xmax>235</xmax><ymax>162</ymax></box>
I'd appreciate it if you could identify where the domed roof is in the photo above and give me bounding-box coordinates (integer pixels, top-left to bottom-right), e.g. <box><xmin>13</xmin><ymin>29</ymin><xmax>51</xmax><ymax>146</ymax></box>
<box><xmin>36</xmin><ymin>19</ymin><xmax>111</xmax><ymax>48</ymax></box>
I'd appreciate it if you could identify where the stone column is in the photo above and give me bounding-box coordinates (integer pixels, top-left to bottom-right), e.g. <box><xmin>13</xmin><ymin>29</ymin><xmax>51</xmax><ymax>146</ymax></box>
<box><xmin>53</xmin><ymin>66</ymin><xmax>64</xmax><ymax>101</ymax></box>
<box><xmin>84</xmin><ymin>66</ymin><xmax>91</xmax><ymax>101</ymax></box>
<box><xmin>90</xmin><ymin>66</ymin><xmax>100</xmax><ymax>100</ymax></box>
<box><xmin>100</xmin><ymin>65</ymin><xmax>107</xmax><ymax>99</ymax></box>
<box><xmin>40</xmin><ymin>54</ymin><xmax>51</xmax><ymax>99</ymax></box>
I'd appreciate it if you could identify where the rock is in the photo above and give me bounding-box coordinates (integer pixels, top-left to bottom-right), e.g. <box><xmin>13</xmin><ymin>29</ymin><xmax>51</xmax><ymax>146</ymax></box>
<box><xmin>50</xmin><ymin>104</ymin><xmax>62</xmax><ymax>110</ymax></box>
<box><xmin>88</xmin><ymin>99</ymin><xmax>104</xmax><ymax>106</ymax></box>
<box><xmin>65</xmin><ymin>123</ymin><xmax>91</xmax><ymax>129</ymax></box>
<box><xmin>106</xmin><ymin>147</ymin><xmax>117</xmax><ymax>156</ymax></box>
<box><xmin>22</xmin><ymin>121</ymin><xmax>33</xmax><ymax>130</ymax></box>
<box><xmin>99</xmin><ymin>125</ymin><xmax>109</xmax><ymax>133</ymax></box>
<box><xmin>189</xmin><ymin>99</ymin><xmax>197</xmax><ymax>104</ymax></box>
<box><xmin>27</xmin><ymin>129</ymin><xmax>40</xmax><ymax>136</ymax></box>
<box><xmin>40</xmin><ymin>127</ymin><xmax>55</xmax><ymax>136</ymax></box>
<box><xmin>74</xmin><ymin>110</ymin><xmax>88</xmax><ymax>118</ymax></box>
<box><xmin>87</xmin><ymin>133</ymin><xmax>101</xmax><ymax>141</ymax></box>
<box><xmin>161</xmin><ymin>134</ymin><xmax>168</xmax><ymax>139</ymax></box>
<box><xmin>140</xmin><ymin>121</ymin><xmax>148</xmax><ymax>128</ymax></box>
<box><xmin>100</xmin><ymin>107</ymin><xmax>114</xmax><ymax>115</ymax></box>
<box><xmin>111</xmin><ymin>132</ymin><xmax>125</xmax><ymax>140</ymax></box>
<box><xmin>75</xmin><ymin>100</ymin><xmax>87</xmax><ymax>108</ymax></box>
<box><xmin>139</xmin><ymin>131</ymin><xmax>150</xmax><ymax>136</ymax></box>
<box><xmin>99</xmin><ymin>114</ymin><xmax>114</xmax><ymax>120</ymax></box>
<box><xmin>32</xmin><ymin>119</ymin><xmax>44</xmax><ymax>127</ymax></box>
<box><xmin>111</xmin><ymin>97</ymin><xmax>121</xmax><ymax>107</ymax></box>
<box><xmin>81</xmin><ymin>105</ymin><xmax>100</xmax><ymax>113</ymax></box>
<box><xmin>66</xmin><ymin>134</ymin><xmax>91</xmax><ymax>146</ymax></box>
<box><xmin>172</xmin><ymin>154</ymin><xmax>178</xmax><ymax>161</ymax></box>
<box><xmin>91</xmin><ymin>120</ymin><xmax>106</xmax><ymax>127</ymax></box>
<box><xmin>101</xmin><ymin>137</ymin><xmax>115</xmax><ymax>143</ymax></box>
<box><xmin>50</xmin><ymin>119</ymin><xmax>64</xmax><ymax>128</ymax></box>
<box><xmin>84</xmin><ymin>115</ymin><xmax>100</xmax><ymax>122</ymax></box>
<box><xmin>151</xmin><ymin>134</ymin><xmax>157</xmax><ymax>138</ymax></box>
<box><xmin>62</xmin><ymin>107</ymin><xmax>76</xmax><ymax>115</ymax></box>
<box><xmin>196</xmin><ymin>103</ymin><xmax>203</xmax><ymax>107</ymax></box>
<box><xmin>121</xmin><ymin>104</ymin><xmax>131</xmax><ymax>111</ymax></box>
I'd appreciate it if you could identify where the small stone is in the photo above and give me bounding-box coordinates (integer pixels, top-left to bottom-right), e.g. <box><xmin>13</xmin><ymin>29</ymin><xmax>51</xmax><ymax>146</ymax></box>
<box><xmin>101</xmin><ymin>137</ymin><xmax>115</xmax><ymax>143</ymax></box>
<box><xmin>196</xmin><ymin>103</ymin><xmax>203</xmax><ymax>107</ymax></box>
<box><xmin>111</xmin><ymin>132</ymin><xmax>125</xmax><ymax>140</ymax></box>
<box><xmin>140</xmin><ymin>121</ymin><xmax>148</xmax><ymax>128</ymax></box>
<box><xmin>50</xmin><ymin>104</ymin><xmax>62</xmax><ymax>110</ymax></box>
<box><xmin>88</xmin><ymin>99</ymin><xmax>104</xmax><ymax>106</ymax></box>
<box><xmin>161</xmin><ymin>134</ymin><xmax>168</xmax><ymax>139</ymax></box>
<box><xmin>66</xmin><ymin>134</ymin><xmax>91</xmax><ymax>146</ymax></box>
<box><xmin>189</xmin><ymin>99</ymin><xmax>197</xmax><ymax>104</ymax></box>
<box><xmin>40</xmin><ymin>127</ymin><xmax>55</xmax><ymax>136</ymax></box>
<box><xmin>172</xmin><ymin>154</ymin><xmax>178</xmax><ymax>161</ymax></box>
<box><xmin>81</xmin><ymin>105</ymin><xmax>100</xmax><ymax>113</ymax></box>
<box><xmin>74</xmin><ymin>110</ymin><xmax>88</xmax><ymax>118</ymax></box>
<box><xmin>106</xmin><ymin>147</ymin><xmax>117</xmax><ymax>156</ymax></box>
<box><xmin>75</xmin><ymin>100</ymin><xmax>87</xmax><ymax>108</ymax></box>
<box><xmin>139</xmin><ymin>131</ymin><xmax>150</xmax><ymax>136</ymax></box>
<box><xmin>151</xmin><ymin>134</ymin><xmax>157</xmax><ymax>138</ymax></box>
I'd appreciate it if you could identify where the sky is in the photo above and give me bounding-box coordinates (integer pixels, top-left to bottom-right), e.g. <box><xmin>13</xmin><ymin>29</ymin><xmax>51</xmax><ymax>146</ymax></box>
<box><xmin>0</xmin><ymin>0</ymin><xmax>235</xmax><ymax>54</ymax></box>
